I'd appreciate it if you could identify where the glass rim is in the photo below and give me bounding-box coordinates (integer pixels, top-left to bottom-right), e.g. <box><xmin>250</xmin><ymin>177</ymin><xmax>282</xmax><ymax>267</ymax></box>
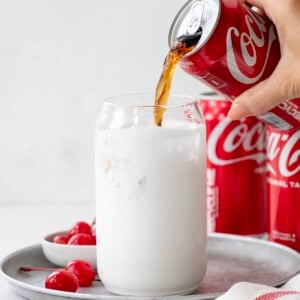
<box><xmin>102</xmin><ymin>93</ymin><xmax>197</xmax><ymax>109</ymax></box>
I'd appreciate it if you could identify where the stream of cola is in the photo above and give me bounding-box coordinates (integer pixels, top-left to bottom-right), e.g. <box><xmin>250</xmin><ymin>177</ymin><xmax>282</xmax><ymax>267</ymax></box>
<box><xmin>154</xmin><ymin>30</ymin><xmax>202</xmax><ymax>126</ymax></box>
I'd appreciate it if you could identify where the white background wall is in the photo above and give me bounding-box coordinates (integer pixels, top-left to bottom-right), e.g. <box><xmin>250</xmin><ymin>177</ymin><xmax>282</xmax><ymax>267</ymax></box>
<box><xmin>0</xmin><ymin>0</ymin><xmax>207</xmax><ymax>206</ymax></box>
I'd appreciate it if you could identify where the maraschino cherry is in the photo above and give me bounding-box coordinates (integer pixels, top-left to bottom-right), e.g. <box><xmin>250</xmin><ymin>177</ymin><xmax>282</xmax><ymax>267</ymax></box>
<box><xmin>67</xmin><ymin>221</ymin><xmax>92</xmax><ymax>239</ymax></box>
<box><xmin>20</xmin><ymin>259</ymin><xmax>97</xmax><ymax>292</ymax></box>
<box><xmin>67</xmin><ymin>233</ymin><xmax>96</xmax><ymax>245</ymax></box>
<box><xmin>65</xmin><ymin>260</ymin><xmax>96</xmax><ymax>287</ymax></box>
<box><xmin>45</xmin><ymin>269</ymin><xmax>79</xmax><ymax>292</ymax></box>
<box><xmin>52</xmin><ymin>220</ymin><xmax>96</xmax><ymax>245</ymax></box>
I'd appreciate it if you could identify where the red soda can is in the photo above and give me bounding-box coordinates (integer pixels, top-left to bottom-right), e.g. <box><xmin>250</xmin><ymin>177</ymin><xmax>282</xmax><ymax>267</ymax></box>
<box><xmin>169</xmin><ymin>0</ymin><xmax>300</xmax><ymax>131</ymax></box>
<box><xmin>267</xmin><ymin>127</ymin><xmax>300</xmax><ymax>251</ymax></box>
<box><xmin>199</xmin><ymin>91</ymin><xmax>267</xmax><ymax>236</ymax></box>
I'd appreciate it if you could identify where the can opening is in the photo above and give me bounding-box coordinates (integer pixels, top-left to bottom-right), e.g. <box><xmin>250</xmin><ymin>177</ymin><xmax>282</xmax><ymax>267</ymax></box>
<box><xmin>168</xmin><ymin>0</ymin><xmax>221</xmax><ymax>57</ymax></box>
<box><xmin>176</xmin><ymin>26</ymin><xmax>203</xmax><ymax>48</ymax></box>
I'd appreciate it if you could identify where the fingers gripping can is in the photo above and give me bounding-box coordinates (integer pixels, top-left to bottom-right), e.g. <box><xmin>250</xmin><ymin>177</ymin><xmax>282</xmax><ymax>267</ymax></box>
<box><xmin>199</xmin><ymin>92</ymin><xmax>267</xmax><ymax>236</ymax></box>
<box><xmin>267</xmin><ymin>127</ymin><xmax>300</xmax><ymax>252</ymax></box>
<box><xmin>169</xmin><ymin>0</ymin><xmax>300</xmax><ymax>131</ymax></box>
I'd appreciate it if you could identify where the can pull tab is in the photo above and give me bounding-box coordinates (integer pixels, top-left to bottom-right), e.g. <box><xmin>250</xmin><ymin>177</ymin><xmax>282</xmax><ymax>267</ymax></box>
<box><xmin>176</xmin><ymin>2</ymin><xmax>204</xmax><ymax>47</ymax></box>
<box><xmin>187</xmin><ymin>2</ymin><xmax>204</xmax><ymax>35</ymax></box>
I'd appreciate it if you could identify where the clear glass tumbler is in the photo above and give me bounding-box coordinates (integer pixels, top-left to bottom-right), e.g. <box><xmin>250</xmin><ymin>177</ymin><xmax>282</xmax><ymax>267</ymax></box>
<box><xmin>95</xmin><ymin>93</ymin><xmax>207</xmax><ymax>296</ymax></box>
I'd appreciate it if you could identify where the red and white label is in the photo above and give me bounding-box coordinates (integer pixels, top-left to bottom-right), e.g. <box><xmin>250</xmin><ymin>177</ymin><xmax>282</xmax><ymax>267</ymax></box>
<box><xmin>208</xmin><ymin>118</ymin><xmax>266</xmax><ymax>168</ymax></box>
<box><xmin>267</xmin><ymin>129</ymin><xmax>300</xmax><ymax>182</ymax></box>
<box><xmin>226</xmin><ymin>7</ymin><xmax>278</xmax><ymax>85</ymax></box>
<box><xmin>199</xmin><ymin>98</ymin><xmax>267</xmax><ymax>235</ymax></box>
<box><xmin>267</xmin><ymin>128</ymin><xmax>300</xmax><ymax>252</ymax></box>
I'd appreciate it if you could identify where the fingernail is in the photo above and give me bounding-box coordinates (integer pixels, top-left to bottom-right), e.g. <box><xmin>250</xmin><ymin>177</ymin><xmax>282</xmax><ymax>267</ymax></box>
<box><xmin>228</xmin><ymin>101</ymin><xmax>251</xmax><ymax>120</ymax></box>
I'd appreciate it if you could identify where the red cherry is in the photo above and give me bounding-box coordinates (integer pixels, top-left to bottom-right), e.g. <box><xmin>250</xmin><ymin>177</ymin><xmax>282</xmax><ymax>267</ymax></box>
<box><xmin>65</xmin><ymin>260</ymin><xmax>96</xmax><ymax>287</ymax></box>
<box><xmin>67</xmin><ymin>221</ymin><xmax>92</xmax><ymax>239</ymax></box>
<box><xmin>53</xmin><ymin>234</ymin><xmax>68</xmax><ymax>244</ymax></box>
<box><xmin>67</xmin><ymin>233</ymin><xmax>96</xmax><ymax>245</ymax></box>
<box><xmin>45</xmin><ymin>269</ymin><xmax>78</xmax><ymax>292</ymax></box>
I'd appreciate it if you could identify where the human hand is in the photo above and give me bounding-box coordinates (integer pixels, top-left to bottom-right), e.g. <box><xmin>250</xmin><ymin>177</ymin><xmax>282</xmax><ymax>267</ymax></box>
<box><xmin>228</xmin><ymin>0</ymin><xmax>300</xmax><ymax>119</ymax></box>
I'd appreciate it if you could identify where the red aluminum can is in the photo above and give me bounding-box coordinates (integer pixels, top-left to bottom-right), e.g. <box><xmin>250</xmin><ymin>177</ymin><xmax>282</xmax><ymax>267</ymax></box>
<box><xmin>199</xmin><ymin>92</ymin><xmax>267</xmax><ymax>236</ymax></box>
<box><xmin>169</xmin><ymin>0</ymin><xmax>300</xmax><ymax>131</ymax></box>
<box><xmin>267</xmin><ymin>127</ymin><xmax>300</xmax><ymax>251</ymax></box>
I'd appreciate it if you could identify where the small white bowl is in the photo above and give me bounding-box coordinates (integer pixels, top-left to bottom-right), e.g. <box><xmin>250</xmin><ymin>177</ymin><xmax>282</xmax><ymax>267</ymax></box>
<box><xmin>42</xmin><ymin>231</ymin><xmax>97</xmax><ymax>269</ymax></box>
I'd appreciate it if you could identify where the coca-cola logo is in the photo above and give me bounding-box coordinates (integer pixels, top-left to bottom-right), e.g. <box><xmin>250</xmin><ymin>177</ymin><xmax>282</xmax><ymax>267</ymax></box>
<box><xmin>278</xmin><ymin>101</ymin><xmax>300</xmax><ymax>121</ymax></box>
<box><xmin>226</xmin><ymin>7</ymin><xmax>277</xmax><ymax>84</ymax></box>
<box><xmin>267</xmin><ymin>130</ymin><xmax>300</xmax><ymax>178</ymax></box>
<box><xmin>207</xmin><ymin>118</ymin><xmax>266</xmax><ymax>166</ymax></box>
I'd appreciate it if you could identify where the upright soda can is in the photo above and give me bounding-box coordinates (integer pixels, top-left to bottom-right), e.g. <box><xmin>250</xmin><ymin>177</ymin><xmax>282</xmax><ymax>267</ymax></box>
<box><xmin>267</xmin><ymin>127</ymin><xmax>300</xmax><ymax>251</ymax></box>
<box><xmin>199</xmin><ymin>91</ymin><xmax>267</xmax><ymax>236</ymax></box>
<box><xmin>169</xmin><ymin>0</ymin><xmax>300</xmax><ymax>131</ymax></box>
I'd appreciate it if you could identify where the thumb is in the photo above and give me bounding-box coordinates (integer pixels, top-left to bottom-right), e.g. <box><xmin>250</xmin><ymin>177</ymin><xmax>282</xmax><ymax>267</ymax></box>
<box><xmin>227</xmin><ymin>69</ymin><xmax>291</xmax><ymax>120</ymax></box>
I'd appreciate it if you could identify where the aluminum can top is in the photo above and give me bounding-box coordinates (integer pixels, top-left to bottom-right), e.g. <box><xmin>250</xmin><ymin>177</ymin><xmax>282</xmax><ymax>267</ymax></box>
<box><xmin>168</xmin><ymin>0</ymin><xmax>221</xmax><ymax>56</ymax></box>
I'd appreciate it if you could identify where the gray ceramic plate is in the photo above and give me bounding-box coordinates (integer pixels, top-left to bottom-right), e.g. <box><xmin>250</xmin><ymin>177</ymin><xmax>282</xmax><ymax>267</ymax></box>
<box><xmin>1</xmin><ymin>233</ymin><xmax>300</xmax><ymax>300</ymax></box>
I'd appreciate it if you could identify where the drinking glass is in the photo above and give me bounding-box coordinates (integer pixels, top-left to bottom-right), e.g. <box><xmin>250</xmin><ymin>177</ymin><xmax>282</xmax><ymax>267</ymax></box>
<box><xmin>95</xmin><ymin>93</ymin><xmax>207</xmax><ymax>296</ymax></box>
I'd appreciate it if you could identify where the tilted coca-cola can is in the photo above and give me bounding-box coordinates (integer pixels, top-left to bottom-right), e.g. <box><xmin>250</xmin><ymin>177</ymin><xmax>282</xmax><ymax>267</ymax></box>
<box><xmin>169</xmin><ymin>0</ymin><xmax>300</xmax><ymax>131</ymax></box>
<box><xmin>199</xmin><ymin>91</ymin><xmax>267</xmax><ymax>236</ymax></box>
<box><xmin>267</xmin><ymin>127</ymin><xmax>300</xmax><ymax>251</ymax></box>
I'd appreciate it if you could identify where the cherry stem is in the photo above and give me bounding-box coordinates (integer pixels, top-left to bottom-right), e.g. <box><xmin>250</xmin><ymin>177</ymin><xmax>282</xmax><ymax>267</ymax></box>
<box><xmin>19</xmin><ymin>266</ymin><xmax>58</xmax><ymax>272</ymax></box>
<box><xmin>19</xmin><ymin>266</ymin><xmax>101</xmax><ymax>281</ymax></box>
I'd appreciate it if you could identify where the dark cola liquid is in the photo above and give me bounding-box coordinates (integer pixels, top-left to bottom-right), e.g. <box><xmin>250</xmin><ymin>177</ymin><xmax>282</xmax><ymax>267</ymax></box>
<box><xmin>154</xmin><ymin>30</ymin><xmax>202</xmax><ymax>126</ymax></box>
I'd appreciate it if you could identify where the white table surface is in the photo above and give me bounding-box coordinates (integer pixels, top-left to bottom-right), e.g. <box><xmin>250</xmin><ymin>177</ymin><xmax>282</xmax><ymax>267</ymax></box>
<box><xmin>0</xmin><ymin>202</ymin><xmax>95</xmax><ymax>298</ymax></box>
